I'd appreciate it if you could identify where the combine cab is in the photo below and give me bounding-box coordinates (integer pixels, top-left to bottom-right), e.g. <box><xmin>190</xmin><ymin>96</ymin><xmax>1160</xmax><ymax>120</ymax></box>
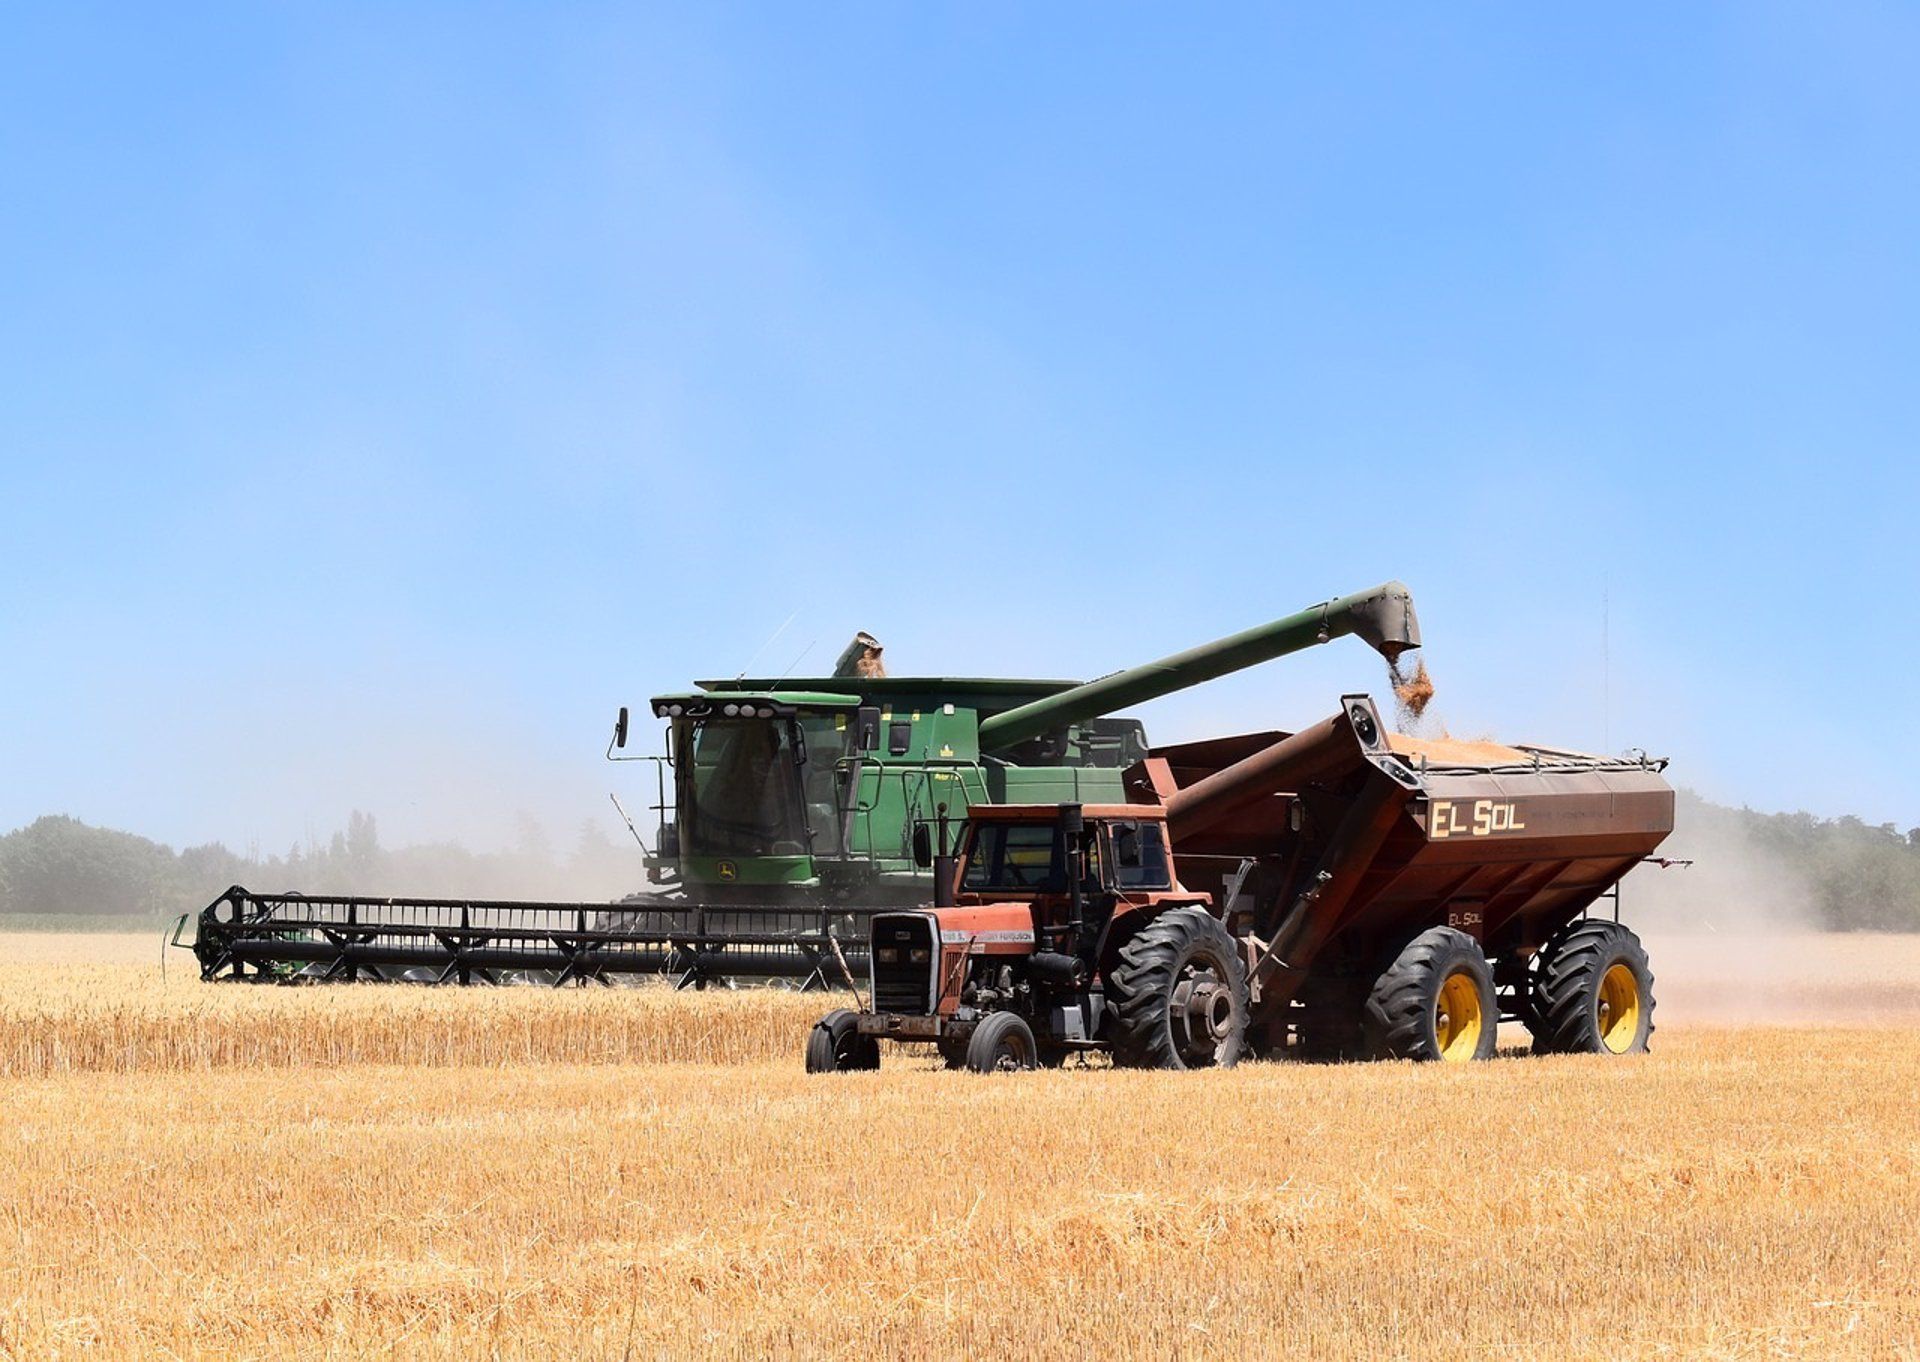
<box><xmin>807</xmin><ymin>694</ymin><xmax>1675</xmax><ymax>1071</ymax></box>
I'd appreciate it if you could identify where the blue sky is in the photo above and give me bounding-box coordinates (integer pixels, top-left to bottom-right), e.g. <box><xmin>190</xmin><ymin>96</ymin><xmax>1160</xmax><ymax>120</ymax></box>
<box><xmin>4</xmin><ymin>4</ymin><xmax>1917</xmax><ymax>852</ymax></box>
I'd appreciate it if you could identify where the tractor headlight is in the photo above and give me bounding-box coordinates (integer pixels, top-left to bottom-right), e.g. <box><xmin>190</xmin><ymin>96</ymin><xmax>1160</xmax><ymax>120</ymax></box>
<box><xmin>877</xmin><ymin>947</ymin><xmax>899</xmax><ymax>963</ymax></box>
<box><xmin>910</xmin><ymin>948</ymin><xmax>930</xmax><ymax>963</ymax></box>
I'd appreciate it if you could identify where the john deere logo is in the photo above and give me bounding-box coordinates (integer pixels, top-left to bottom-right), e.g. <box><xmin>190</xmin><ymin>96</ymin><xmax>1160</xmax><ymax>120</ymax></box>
<box><xmin>718</xmin><ymin>861</ymin><xmax>738</xmax><ymax>881</ymax></box>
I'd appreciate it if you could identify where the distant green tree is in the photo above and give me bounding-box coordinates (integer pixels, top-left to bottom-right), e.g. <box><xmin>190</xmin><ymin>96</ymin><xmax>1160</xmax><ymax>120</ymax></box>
<box><xmin>0</xmin><ymin>816</ymin><xmax>173</xmax><ymax>915</ymax></box>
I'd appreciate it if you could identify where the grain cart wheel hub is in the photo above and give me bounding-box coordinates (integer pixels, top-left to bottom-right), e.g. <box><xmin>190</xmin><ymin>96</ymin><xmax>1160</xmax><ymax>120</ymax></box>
<box><xmin>1434</xmin><ymin>969</ymin><xmax>1487</xmax><ymax>1062</ymax></box>
<box><xmin>1596</xmin><ymin>962</ymin><xmax>1643</xmax><ymax>1054</ymax></box>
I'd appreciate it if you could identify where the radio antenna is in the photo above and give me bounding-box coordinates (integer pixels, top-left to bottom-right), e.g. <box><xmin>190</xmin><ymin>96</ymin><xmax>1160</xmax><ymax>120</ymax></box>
<box><xmin>772</xmin><ymin>641</ymin><xmax>817</xmax><ymax>688</ymax></box>
<box><xmin>736</xmin><ymin>607</ymin><xmax>800</xmax><ymax>681</ymax></box>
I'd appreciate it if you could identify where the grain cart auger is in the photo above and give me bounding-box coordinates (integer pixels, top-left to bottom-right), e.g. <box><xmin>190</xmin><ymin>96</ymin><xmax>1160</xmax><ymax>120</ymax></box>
<box><xmin>806</xmin><ymin>695</ymin><xmax>1675</xmax><ymax>1072</ymax></box>
<box><xmin>184</xmin><ymin>584</ymin><xmax>1421</xmax><ymax>988</ymax></box>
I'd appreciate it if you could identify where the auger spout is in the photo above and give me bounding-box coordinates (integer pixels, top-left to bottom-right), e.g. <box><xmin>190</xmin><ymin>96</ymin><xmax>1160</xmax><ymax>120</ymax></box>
<box><xmin>976</xmin><ymin>581</ymin><xmax>1420</xmax><ymax>753</ymax></box>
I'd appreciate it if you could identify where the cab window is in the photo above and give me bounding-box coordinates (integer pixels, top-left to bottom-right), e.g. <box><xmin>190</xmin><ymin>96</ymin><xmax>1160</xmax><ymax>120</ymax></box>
<box><xmin>1109</xmin><ymin>820</ymin><xmax>1171</xmax><ymax>890</ymax></box>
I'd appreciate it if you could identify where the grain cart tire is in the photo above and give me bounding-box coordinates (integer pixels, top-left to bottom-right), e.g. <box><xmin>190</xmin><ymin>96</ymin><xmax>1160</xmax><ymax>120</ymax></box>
<box><xmin>805</xmin><ymin>1009</ymin><xmax>880</xmax><ymax>1073</ymax></box>
<box><xmin>965</xmin><ymin>1012</ymin><xmax>1038</xmax><ymax>1073</ymax></box>
<box><xmin>1109</xmin><ymin>907</ymin><xmax>1250</xmax><ymax>1070</ymax></box>
<box><xmin>1363</xmin><ymin>927</ymin><xmax>1498</xmax><ymax>1063</ymax></box>
<box><xmin>1530</xmin><ymin>919</ymin><xmax>1655</xmax><ymax>1056</ymax></box>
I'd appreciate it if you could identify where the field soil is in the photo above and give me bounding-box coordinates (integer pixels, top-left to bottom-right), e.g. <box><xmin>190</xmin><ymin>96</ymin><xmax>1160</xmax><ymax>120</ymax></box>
<box><xmin>0</xmin><ymin>931</ymin><xmax>1916</xmax><ymax>1359</ymax></box>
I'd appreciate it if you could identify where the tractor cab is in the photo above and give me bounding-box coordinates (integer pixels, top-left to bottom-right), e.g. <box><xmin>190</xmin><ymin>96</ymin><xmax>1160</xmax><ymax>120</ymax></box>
<box><xmin>816</xmin><ymin>802</ymin><xmax>1243</xmax><ymax>1074</ymax></box>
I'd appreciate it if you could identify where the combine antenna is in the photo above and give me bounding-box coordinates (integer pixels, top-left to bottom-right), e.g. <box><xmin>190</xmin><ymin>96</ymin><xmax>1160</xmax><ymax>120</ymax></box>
<box><xmin>736</xmin><ymin>607</ymin><xmax>801</xmax><ymax>681</ymax></box>
<box><xmin>608</xmin><ymin>792</ymin><xmax>649</xmax><ymax>855</ymax></box>
<box><xmin>772</xmin><ymin>640</ymin><xmax>816</xmax><ymax>688</ymax></box>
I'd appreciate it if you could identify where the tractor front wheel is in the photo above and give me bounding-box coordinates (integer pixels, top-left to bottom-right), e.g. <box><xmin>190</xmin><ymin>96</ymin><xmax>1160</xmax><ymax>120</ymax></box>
<box><xmin>1108</xmin><ymin>907</ymin><xmax>1250</xmax><ymax>1069</ymax></box>
<box><xmin>1529</xmin><ymin>919</ymin><xmax>1655</xmax><ymax>1055</ymax></box>
<box><xmin>965</xmin><ymin>1012</ymin><xmax>1038</xmax><ymax>1073</ymax></box>
<box><xmin>804</xmin><ymin>1009</ymin><xmax>880</xmax><ymax>1073</ymax></box>
<box><xmin>1363</xmin><ymin>927</ymin><xmax>1498</xmax><ymax>1062</ymax></box>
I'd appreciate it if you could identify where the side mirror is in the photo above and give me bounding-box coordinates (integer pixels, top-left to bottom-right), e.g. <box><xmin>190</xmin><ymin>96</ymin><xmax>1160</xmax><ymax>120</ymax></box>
<box><xmin>911</xmin><ymin>824</ymin><xmax>933</xmax><ymax>868</ymax></box>
<box><xmin>614</xmin><ymin>706</ymin><xmax>630</xmax><ymax>750</ymax></box>
<box><xmin>1115</xmin><ymin>824</ymin><xmax>1142</xmax><ymax>869</ymax></box>
<box><xmin>855</xmin><ymin>706</ymin><xmax>881</xmax><ymax>752</ymax></box>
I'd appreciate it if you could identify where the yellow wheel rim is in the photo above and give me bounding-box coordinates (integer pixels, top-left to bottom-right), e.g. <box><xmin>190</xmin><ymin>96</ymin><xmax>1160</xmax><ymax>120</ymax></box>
<box><xmin>1597</xmin><ymin>963</ymin><xmax>1642</xmax><ymax>1054</ymax></box>
<box><xmin>1434</xmin><ymin>970</ymin><xmax>1484</xmax><ymax>1062</ymax></box>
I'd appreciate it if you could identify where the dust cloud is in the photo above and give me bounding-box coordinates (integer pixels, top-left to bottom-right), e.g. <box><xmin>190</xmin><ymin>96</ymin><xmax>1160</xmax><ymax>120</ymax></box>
<box><xmin>1621</xmin><ymin>797</ymin><xmax>1920</xmax><ymax>1025</ymax></box>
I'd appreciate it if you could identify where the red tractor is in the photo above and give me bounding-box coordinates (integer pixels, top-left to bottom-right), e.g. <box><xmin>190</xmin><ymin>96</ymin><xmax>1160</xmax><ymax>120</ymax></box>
<box><xmin>806</xmin><ymin>694</ymin><xmax>1675</xmax><ymax>1073</ymax></box>
<box><xmin>807</xmin><ymin>801</ymin><xmax>1246</xmax><ymax>1073</ymax></box>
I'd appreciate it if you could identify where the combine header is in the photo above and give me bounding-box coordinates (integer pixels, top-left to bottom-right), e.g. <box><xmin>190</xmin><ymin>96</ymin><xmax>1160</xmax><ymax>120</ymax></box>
<box><xmin>808</xmin><ymin>694</ymin><xmax>1675</xmax><ymax>1071</ymax></box>
<box><xmin>186</xmin><ymin>583</ymin><xmax>1421</xmax><ymax>987</ymax></box>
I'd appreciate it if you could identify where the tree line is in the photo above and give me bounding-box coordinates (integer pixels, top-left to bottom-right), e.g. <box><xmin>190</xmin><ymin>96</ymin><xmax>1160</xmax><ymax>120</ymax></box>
<box><xmin>3</xmin><ymin>792</ymin><xmax>1919</xmax><ymax>930</ymax></box>
<box><xmin>0</xmin><ymin>811</ymin><xmax>642</xmax><ymax>921</ymax></box>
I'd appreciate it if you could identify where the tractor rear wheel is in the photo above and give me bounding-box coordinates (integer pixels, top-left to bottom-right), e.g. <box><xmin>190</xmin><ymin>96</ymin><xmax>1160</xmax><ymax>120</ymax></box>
<box><xmin>1530</xmin><ymin>919</ymin><xmax>1655</xmax><ymax>1055</ymax></box>
<box><xmin>1363</xmin><ymin>927</ymin><xmax>1498</xmax><ymax>1062</ymax></box>
<box><xmin>965</xmin><ymin>1011</ymin><xmax>1038</xmax><ymax>1073</ymax></box>
<box><xmin>804</xmin><ymin>1008</ymin><xmax>880</xmax><ymax>1073</ymax></box>
<box><xmin>1108</xmin><ymin>907</ymin><xmax>1249</xmax><ymax>1069</ymax></box>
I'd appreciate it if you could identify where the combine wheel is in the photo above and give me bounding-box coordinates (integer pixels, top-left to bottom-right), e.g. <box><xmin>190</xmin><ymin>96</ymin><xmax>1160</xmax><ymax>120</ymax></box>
<box><xmin>1108</xmin><ymin>907</ymin><xmax>1249</xmax><ymax>1069</ymax></box>
<box><xmin>1530</xmin><ymin>920</ymin><xmax>1655</xmax><ymax>1055</ymax></box>
<box><xmin>965</xmin><ymin>1012</ymin><xmax>1038</xmax><ymax>1073</ymax></box>
<box><xmin>804</xmin><ymin>1009</ymin><xmax>880</xmax><ymax>1073</ymax></box>
<box><xmin>1363</xmin><ymin>927</ymin><xmax>1497</xmax><ymax>1063</ymax></box>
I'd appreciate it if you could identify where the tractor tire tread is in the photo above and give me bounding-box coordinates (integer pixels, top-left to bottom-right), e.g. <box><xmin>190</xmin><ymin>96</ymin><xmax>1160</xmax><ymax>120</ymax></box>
<box><xmin>1107</xmin><ymin>907</ymin><xmax>1248</xmax><ymax>1070</ymax></box>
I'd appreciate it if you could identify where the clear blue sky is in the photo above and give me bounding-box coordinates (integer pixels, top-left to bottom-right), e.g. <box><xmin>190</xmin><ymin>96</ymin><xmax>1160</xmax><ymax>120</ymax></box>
<box><xmin>4</xmin><ymin>4</ymin><xmax>1917</xmax><ymax>853</ymax></box>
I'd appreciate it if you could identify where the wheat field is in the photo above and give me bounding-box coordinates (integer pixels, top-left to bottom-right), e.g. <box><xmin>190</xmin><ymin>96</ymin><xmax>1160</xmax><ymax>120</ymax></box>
<box><xmin>1</xmin><ymin>932</ymin><xmax>1916</xmax><ymax>1359</ymax></box>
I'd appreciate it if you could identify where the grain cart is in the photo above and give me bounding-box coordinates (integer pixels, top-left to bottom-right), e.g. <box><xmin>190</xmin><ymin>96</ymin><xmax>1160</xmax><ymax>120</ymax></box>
<box><xmin>805</xmin><ymin>694</ymin><xmax>1673</xmax><ymax>1071</ymax></box>
<box><xmin>187</xmin><ymin>584</ymin><xmax>1420</xmax><ymax>987</ymax></box>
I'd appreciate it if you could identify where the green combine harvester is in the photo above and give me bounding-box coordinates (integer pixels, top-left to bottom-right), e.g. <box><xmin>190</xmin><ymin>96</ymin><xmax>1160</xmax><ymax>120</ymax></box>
<box><xmin>187</xmin><ymin>582</ymin><xmax>1420</xmax><ymax>986</ymax></box>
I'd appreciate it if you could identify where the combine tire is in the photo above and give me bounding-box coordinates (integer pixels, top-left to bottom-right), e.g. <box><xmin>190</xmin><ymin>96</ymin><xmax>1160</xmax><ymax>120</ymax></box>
<box><xmin>804</xmin><ymin>1009</ymin><xmax>880</xmax><ymax>1073</ymax></box>
<box><xmin>1108</xmin><ymin>907</ymin><xmax>1249</xmax><ymax>1069</ymax></box>
<box><xmin>1363</xmin><ymin>927</ymin><xmax>1497</xmax><ymax>1063</ymax></box>
<box><xmin>965</xmin><ymin>1012</ymin><xmax>1038</xmax><ymax>1073</ymax></box>
<box><xmin>1530</xmin><ymin>919</ymin><xmax>1655</xmax><ymax>1055</ymax></box>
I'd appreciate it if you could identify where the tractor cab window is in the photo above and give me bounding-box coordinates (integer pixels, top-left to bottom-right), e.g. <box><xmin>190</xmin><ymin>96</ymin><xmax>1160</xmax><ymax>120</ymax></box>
<box><xmin>1108</xmin><ymin>820</ymin><xmax>1172</xmax><ymax>890</ymax></box>
<box><xmin>962</xmin><ymin>822</ymin><xmax>1067</xmax><ymax>893</ymax></box>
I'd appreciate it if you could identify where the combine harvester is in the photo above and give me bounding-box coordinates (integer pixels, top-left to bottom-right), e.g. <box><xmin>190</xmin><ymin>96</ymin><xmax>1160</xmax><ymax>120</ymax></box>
<box><xmin>808</xmin><ymin>693</ymin><xmax>1674</xmax><ymax>1070</ymax></box>
<box><xmin>185</xmin><ymin>583</ymin><xmax>1421</xmax><ymax>987</ymax></box>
